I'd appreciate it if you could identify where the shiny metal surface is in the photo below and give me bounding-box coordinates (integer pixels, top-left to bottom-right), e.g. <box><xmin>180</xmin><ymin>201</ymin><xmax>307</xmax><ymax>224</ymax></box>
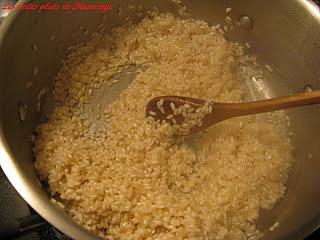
<box><xmin>0</xmin><ymin>0</ymin><xmax>16</xmax><ymax>24</ymax></box>
<box><xmin>0</xmin><ymin>0</ymin><xmax>319</xmax><ymax>239</ymax></box>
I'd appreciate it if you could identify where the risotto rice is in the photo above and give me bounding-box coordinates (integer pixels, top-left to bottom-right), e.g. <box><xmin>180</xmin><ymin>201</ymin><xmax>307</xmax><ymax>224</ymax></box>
<box><xmin>34</xmin><ymin>13</ymin><xmax>293</xmax><ymax>240</ymax></box>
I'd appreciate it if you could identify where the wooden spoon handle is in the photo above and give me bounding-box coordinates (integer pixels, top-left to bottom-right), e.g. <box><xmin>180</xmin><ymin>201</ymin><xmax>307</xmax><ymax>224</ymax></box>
<box><xmin>214</xmin><ymin>90</ymin><xmax>320</xmax><ymax>119</ymax></box>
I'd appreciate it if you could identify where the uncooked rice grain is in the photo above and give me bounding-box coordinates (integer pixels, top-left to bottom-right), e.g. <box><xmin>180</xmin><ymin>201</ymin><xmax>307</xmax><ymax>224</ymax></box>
<box><xmin>34</xmin><ymin>13</ymin><xmax>293</xmax><ymax>240</ymax></box>
<box><xmin>225</xmin><ymin>7</ymin><xmax>232</xmax><ymax>14</ymax></box>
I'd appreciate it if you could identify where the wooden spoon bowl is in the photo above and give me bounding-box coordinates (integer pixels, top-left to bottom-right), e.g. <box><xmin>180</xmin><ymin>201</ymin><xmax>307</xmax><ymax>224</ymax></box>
<box><xmin>146</xmin><ymin>91</ymin><xmax>320</xmax><ymax>135</ymax></box>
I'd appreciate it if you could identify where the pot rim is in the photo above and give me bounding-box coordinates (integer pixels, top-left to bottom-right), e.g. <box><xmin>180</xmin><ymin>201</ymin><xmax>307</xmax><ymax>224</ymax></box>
<box><xmin>0</xmin><ymin>0</ymin><xmax>319</xmax><ymax>239</ymax></box>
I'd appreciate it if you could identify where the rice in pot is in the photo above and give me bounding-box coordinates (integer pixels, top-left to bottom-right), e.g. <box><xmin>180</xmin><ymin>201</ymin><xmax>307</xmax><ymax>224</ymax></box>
<box><xmin>34</xmin><ymin>13</ymin><xmax>293</xmax><ymax>240</ymax></box>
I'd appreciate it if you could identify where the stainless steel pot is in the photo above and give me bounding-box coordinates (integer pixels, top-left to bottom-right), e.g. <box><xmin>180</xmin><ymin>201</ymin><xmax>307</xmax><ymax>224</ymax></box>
<box><xmin>0</xmin><ymin>0</ymin><xmax>319</xmax><ymax>239</ymax></box>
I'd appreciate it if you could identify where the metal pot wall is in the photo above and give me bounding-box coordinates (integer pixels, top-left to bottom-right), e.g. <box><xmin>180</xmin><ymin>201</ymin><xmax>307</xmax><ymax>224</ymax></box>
<box><xmin>0</xmin><ymin>0</ymin><xmax>319</xmax><ymax>239</ymax></box>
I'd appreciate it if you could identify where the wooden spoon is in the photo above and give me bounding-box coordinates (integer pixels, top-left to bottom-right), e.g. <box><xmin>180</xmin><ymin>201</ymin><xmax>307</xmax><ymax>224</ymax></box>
<box><xmin>146</xmin><ymin>91</ymin><xmax>320</xmax><ymax>134</ymax></box>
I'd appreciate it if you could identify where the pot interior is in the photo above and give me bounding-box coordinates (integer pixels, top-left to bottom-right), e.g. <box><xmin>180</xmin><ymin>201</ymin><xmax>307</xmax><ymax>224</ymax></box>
<box><xmin>0</xmin><ymin>0</ymin><xmax>319</xmax><ymax>239</ymax></box>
